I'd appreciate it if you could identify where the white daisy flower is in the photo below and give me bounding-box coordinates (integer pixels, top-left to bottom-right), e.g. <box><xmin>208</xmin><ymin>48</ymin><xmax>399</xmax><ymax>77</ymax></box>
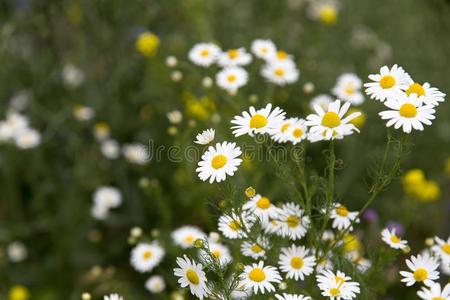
<box><xmin>305</xmin><ymin>99</ymin><xmax>361</xmax><ymax>141</ymax></box>
<box><xmin>199</xmin><ymin>242</ymin><xmax>232</xmax><ymax>266</ymax></box>
<box><xmin>317</xmin><ymin>270</ymin><xmax>360</xmax><ymax>300</ymax></box>
<box><xmin>73</xmin><ymin>104</ymin><xmax>94</xmax><ymax>121</ymax></box>
<box><xmin>364</xmin><ymin>64</ymin><xmax>412</xmax><ymax>102</ymax></box>
<box><xmin>171</xmin><ymin>226</ymin><xmax>207</xmax><ymax>249</ymax></box>
<box><xmin>218</xmin><ymin>48</ymin><xmax>252</xmax><ymax>67</ymax></box>
<box><xmin>62</xmin><ymin>64</ymin><xmax>85</xmax><ymax>88</ymax></box>
<box><xmin>263</xmin><ymin>218</ymin><xmax>282</xmax><ymax>235</ymax></box>
<box><xmin>329</xmin><ymin>203</ymin><xmax>359</xmax><ymax>231</ymax></box>
<box><xmin>231</xmin><ymin>104</ymin><xmax>286</xmax><ymax>137</ymax></box>
<box><xmin>167</xmin><ymin>110</ymin><xmax>183</xmax><ymax>124</ymax></box>
<box><xmin>267</xmin><ymin>50</ymin><xmax>296</xmax><ymax>67</ymax></box>
<box><xmin>275</xmin><ymin>293</ymin><xmax>311</xmax><ymax>300</ymax></box>
<box><xmin>269</xmin><ymin>117</ymin><xmax>298</xmax><ymax>143</ymax></box>
<box><xmin>356</xmin><ymin>257</ymin><xmax>372</xmax><ymax>273</ymax></box>
<box><xmin>174</xmin><ymin>255</ymin><xmax>210</xmax><ymax>300</ymax></box>
<box><xmin>103</xmin><ymin>294</ymin><xmax>123</xmax><ymax>300</ymax></box>
<box><xmin>286</xmin><ymin>118</ymin><xmax>308</xmax><ymax>145</ymax></box>
<box><xmin>101</xmin><ymin>139</ymin><xmax>120</xmax><ymax>159</ymax></box>
<box><xmin>278</xmin><ymin>245</ymin><xmax>316</xmax><ymax>281</ymax></box>
<box><xmin>316</xmin><ymin>255</ymin><xmax>333</xmax><ymax>274</ymax></box>
<box><xmin>381</xmin><ymin>228</ymin><xmax>408</xmax><ymax>250</ymax></box>
<box><xmin>379</xmin><ymin>93</ymin><xmax>436</xmax><ymax>133</ymax></box>
<box><xmin>251</xmin><ymin>39</ymin><xmax>277</xmax><ymax>60</ymax></box>
<box><xmin>122</xmin><ymin>143</ymin><xmax>149</xmax><ymax>165</ymax></box>
<box><xmin>241</xmin><ymin>237</ymin><xmax>269</xmax><ymax>260</ymax></box>
<box><xmin>216</xmin><ymin>66</ymin><xmax>249</xmax><ymax>94</ymax></box>
<box><xmin>242</xmin><ymin>194</ymin><xmax>280</xmax><ymax>225</ymax></box>
<box><xmin>93</xmin><ymin>186</ymin><xmax>122</xmax><ymax>209</ymax></box>
<box><xmin>400</xmin><ymin>253</ymin><xmax>440</xmax><ymax>286</ymax></box>
<box><xmin>239</xmin><ymin>261</ymin><xmax>282</xmax><ymax>294</ymax></box>
<box><xmin>277</xmin><ymin>202</ymin><xmax>310</xmax><ymax>240</ymax></box>
<box><xmin>195</xmin><ymin>128</ymin><xmax>215</xmax><ymax>145</ymax></box>
<box><xmin>6</xmin><ymin>241</ymin><xmax>27</xmax><ymax>263</ymax></box>
<box><xmin>261</xmin><ymin>62</ymin><xmax>299</xmax><ymax>86</ymax></box>
<box><xmin>310</xmin><ymin>94</ymin><xmax>333</xmax><ymax>111</ymax></box>
<box><xmin>130</xmin><ymin>242</ymin><xmax>165</xmax><ymax>273</ymax></box>
<box><xmin>404</xmin><ymin>82</ymin><xmax>446</xmax><ymax>107</ymax></box>
<box><xmin>14</xmin><ymin>128</ymin><xmax>41</xmax><ymax>149</ymax></box>
<box><xmin>188</xmin><ymin>43</ymin><xmax>221</xmax><ymax>67</ymax></box>
<box><xmin>418</xmin><ymin>282</ymin><xmax>450</xmax><ymax>300</ymax></box>
<box><xmin>145</xmin><ymin>275</ymin><xmax>166</xmax><ymax>294</ymax></box>
<box><xmin>218</xmin><ymin>211</ymin><xmax>254</xmax><ymax>239</ymax></box>
<box><xmin>432</xmin><ymin>236</ymin><xmax>450</xmax><ymax>265</ymax></box>
<box><xmin>332</xmin><ymin>73</ymin><xmax>364</xmax><ymax>105</ymax></box>
<box><xmin>196</xmin><ymin>141</ymin><xmax>242</xmax><ymax>183</ymax></box>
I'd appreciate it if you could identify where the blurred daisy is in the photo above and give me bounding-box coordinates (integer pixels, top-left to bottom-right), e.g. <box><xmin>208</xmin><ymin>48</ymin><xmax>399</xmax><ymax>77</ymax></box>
<box><xmin>14</xmin><ymin>128</ymin><xmax>41</xmax><ymax>149</ymax></box>
<box><xmin>199</xmin><ymin>242</ymin><xmax>232</xmax><ymax>265</ymax></box>
<box><xmin>218</xmin><ymin>211</ymin><xmax>254</xmax><ymax>239</ymax></box>
<box><xmin>310</xmin><ymin>94</ymin><xmax>333</xmax><ymax>111</ymax></box>
<box><xmin>356</xmin><ymin>257</ymin><xmax>372</xmax><ymax>273</ymax></box>
<box><xmin>417</xmin><ymin>282</ymin><xmax>450</xmax><ymax>300</ymax></box>
<box><xmin>167</xmin><ymin>110</ymin><xmax>183</xmax><ymax>124</ymax></box>
<box><xmin>6</xmin><ymin>241</ymin><xmax>27</xmax><ymax>263</ymax></box>
<box><xmin>329</xmin><ymin>203</ymin><xmax>359</xmax><ymax>231</ymax></box>
<box><xmin>268</xmin><ymin>50</ymin><xmax>295</xmax><ymax>67</ymax></box>
<box><xmin>379</xmin><ymin>94</ymin><xmax>435</xmax><ymax>133</ymax></box>
<box><xmin>400</xmin><ymin>253</ymin><xmax>440</xmax><ymax>286</ymax></box>
<box><xmin>286</xmin><ymin>118</ymin><xmax>308</xmax><ymax>145</ymax></box>
<box><xmin>263</xmin><ymin>219</ymin><xmax>282</xmax><ymax>235</ymax></box>
<box><xmin>188</xmin><ymin>43</ymin><xmax>221</xmax><ymax>67</ymax></box>
<box><xmin>122</xmin><ymin>143</ymin><xmax>149</xmax><ymax>165</ymax></box>
<box><xmin>405</xmin><ymin>82</ymin><xmax>446</xmax><ymax>106</ymax></box>
<box><xmin>171</xmin><ymin>226</ymin><xmax>207</xmax><ymax>249</ymax></box>
<box><xmin>277</xmin><ymin>202</ymin><xmax>310</xmax><ymax>240</ymax></box>
<box><xmin>62</xmin><ymin>64</ymin><xmax>84</xmax><ymax>88</ymax></box>
<box><xmin>305</xmin><ymin>100</ymin><xmax>361</xmax><ymax>141</ymax></box>
<box><xmin>94</xmin><ymin>122</ymin><xmax>110</xmax><ymax>140</ymax></box>
<box><xmin>73</xmin><ymin>104</ymin><xmax>94</xmax><ymax>121</ymax></box>
<box><xmin>93</xmin><ymin>186</ymin><xmax>122</xmax><ymax>209</ymax></box>
<box><xmin>216</xmin><ymin>66</ymin><xmax>248</xmax><ymax>94</ymax></box>
<box><xmin>103</xmin><ymin>294</ymin><xmax>123</xmax><ymax>300</ymax></box>
<box><xmin>251</xmin><ymin>39</ymin><xmax>277</xmax><ymax>60</ymax></box>
<box><xmin>308</xmin><ymin>1</ymin><xmax>339</xmax><ymax>25</ymax></box>
<box><xmin>100</xmin><ymin>139</ymin><xmax>120</xmax><ymax>159</ymax></box>
<box><xmin>130</xmin><ymin>242</ymin><xmax>165</xmax><ymax>273</ymax></box>
<box><xmin>174</xmin><ymin>255</ymin><xmax>210</xmax><ymax>300</ymax></box>
<box><xmin>317</xmin><ymin>270</ymin><xmax>360</xmax><ymax>300</ymax></box>
<box><xmin>381</xmin><ymin>228</ymin><xmax>408</xmax><ymax>250</ymax></box>
<box><xmin>432</xmin><ymin>236</ymin><xmax>450</xmax><ymax>265</ymax></box>
<box><xmin>269</xmin><ymin>117</ymin><xmax>298</xmax><ymax>143</ymax></box>
<box><xmin>231</xmin><ymin>104</ymin><xmax>286</xmax><ymax>137</ymax></box>
<box><xmin>239</xmin><ymin>261</ymin><xmax>282</xmax><ymax>294</ymax></box>
<box><xmin>364</xmin><ymin>64</ymin><xmax>412</xmax><ymax>102</ymax></box>
<box><xmin>196</xmin><ymin>141</ymin><xmax>242</xmax><ymax>183</ymax></box>
<box><xmin>278</xmin><ymin>245</ymin><xmax>316</xmax><ymax>281</ymax></box>
<box><xmin>241</xmin><ymin>237</ymin><xmax>269</xmax><ymax>260</ymax></box>
<box><xmin>195</xmin><ymin>128</ymin><xmax>215</xmax><ymax>145</ymax></box>
<box><xmin>275</xmin><ymin>293</ymin><xmax>311</xmax><ymax>300</ymax></box>
<box><xmin>261</xmin><ymin>62</ymin><xmax>299</xmax><ymax>86</ymax></box>
<box><xmin>332</xmin><ymin>73</ymin><xmax>364</xmax><ymax>105</ymax></box>
<box><xmin>242</xmin><ymin>194</ymin><xmax>280</xmax><ymax>225</ymax></box>
<box><xmin>145</xmin><ymin>275</ymin><xmax>165</xmax><ymax>294</ymax></box>
<box><xmin>218</xmin><ymin>48</ymin><xmax>252</xmax><ymax>67</ymax></box>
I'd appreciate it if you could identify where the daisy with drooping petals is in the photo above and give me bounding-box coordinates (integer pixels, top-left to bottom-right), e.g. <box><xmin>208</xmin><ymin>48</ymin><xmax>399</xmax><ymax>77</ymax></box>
<box><xmin>196</xmin><ymin>141</ymin><xmax>242</xmax><ymax>183</ymax></box>
<box><xmin>379</xmin><ymin>93</ymin><xmax>435</xmax><ymax>133</ymax></box>
<box><xmin>404</xmin><ymin>82</ymin><xmax>446</xmax><ymax>107</ymax></box>
<box><xmin>218</xmin><ymin>211</ymin><xmax>254</xmax><ymax>239</ymax></box>
<box><xmin>332</xmin><ymin>73</ymin><xmax>364</xmax><ymax>105</ymax></box>
<box><xmin>242</xmin><ymin>194</ymin><xmax>280</xmax><ymax>225</ymax></box>
<box><xmin>130</xmin><ymin>242</ymin><xmax>165</xmax><ymax>273</ymax></box>
<box><xmin>432</xmin><ymin>236</ymin><xmax>450</xmax><ymax>265</ymax></box>
<box><xmin>171</xmin><ymin>226</ymin><xmax>207</xmax><ymax>249</ymax></box>
<box><xmin>199</xmin><ymin>242</ymin><xmax>232</xmax><ymax>266</ymax></box>
<box><xmin>275</xmin><ymin>293</ymin><xmax>311</xmax><ymax>300</ymax></box>
<box><xmin>218</xmin><ymin>48</ymin><xmax>252</xmax><ymax>67</ymax></box>
<box><xmin>364</xmin><ymin>64</ymin><xmax>412</xmax><ymax>102</ymax></box>
<box><xmin>277</xmin><ymin>202</ymin><xmax>310</xmax><ymax>240</ymax></box>
<box><xmin>174</xmin><ymin>255</ymin><xmax>210</xmax><ymax>300</ymax></box>
<box><xmin>381</xmin><ymin>228</ymin><xmax>408</xmax><ymax>250</ymax></box>
<box><xmin>216</xmin><ymin>67</ymin><xmax>248</xmax><ymax>94</ymax></box>
<box><xmin>251</xmin><ymin>39</ymin><xmax>277</xmax><ymax>60</ymax></box>
<box><xmin>269</xmin><ymin>117</ymin><xmax>298</xmax><ymax>143</ymax></box>
<box><xmin>417</xmin><ymin>282</ymin><xmax>450</xmax><ymax>300</ymax></box>
<box><xmin>329</xmin><ymin>203</ymin><xmax>359</xmax><ymax>231</ymax></box>
<box><xmin>239</xmin><ymin>261</ymin><xmax>282</xmax><ymax>294</ymax></box>
<box><xmin>188</xmin><ymin>43</ymin><xmax>221</xmax><ymax>67</ymax></box>
<box><xmin>241</xmin><ymin>236</ymin><xmax>269</xmax><ymax>260</ymax></box>
<box><xmin>317</xmin><ymin>270</ymin><xmax>360</xmax><ymax>300</ymax></box>
<box><xmin>305</xmin><ymin>99</ymin><xmax>361</xmax><ymax>141</ymax></box>
<box><xmin>278</xmin><ymin>245</ymin><xmax>316</xmax><ymax>281</ymax></box>
<box><xmin>195</xmin><ymin>128</ymin><xmax>215</xmax><ymax>145</ymax></box>
<box><xmin>261</xmin><ymin>62</ymin><xmax>299</xmax><ymax>86</ymax></box>
<box><xmin>286</xmin><ymin>119</ymin><xmax>308</xmax><ymax>145</ymax></box>
<box><xmin>310</xmin><ymin>94</ymin><xmax>333</xmax><ymax>111</ymax></box>
<box><xmin>104</xmin><ymin>294</ymin><xmax>123</xmax><ymax>300</ymax></box>
<box><xmin>400</xmin><ymin>253</ymin><xmax>440</xmax><ymax>286</ymax></box>
<box><xmin>231</xmin><ymin>104</ymin><xmax>286</xmax><ymax>137</ymax></box>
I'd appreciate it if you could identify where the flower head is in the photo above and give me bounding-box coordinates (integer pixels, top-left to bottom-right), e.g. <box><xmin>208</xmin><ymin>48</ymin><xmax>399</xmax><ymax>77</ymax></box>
<box><xmin>174</xmin><ymin>255</ymin><xmax>210</xmax><ymax>299</ymax></box>
<box><xmin>231</xmin><ymin>104</ymin><xmax>286</xmax><ymax>137</ymax></box>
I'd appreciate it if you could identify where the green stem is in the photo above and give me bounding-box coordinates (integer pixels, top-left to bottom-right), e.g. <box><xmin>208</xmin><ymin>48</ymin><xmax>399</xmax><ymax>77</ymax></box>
<box><xmin>320</xmin><ymin>140</ymin><xmax>335</xmax><ymax>233</ymax></box>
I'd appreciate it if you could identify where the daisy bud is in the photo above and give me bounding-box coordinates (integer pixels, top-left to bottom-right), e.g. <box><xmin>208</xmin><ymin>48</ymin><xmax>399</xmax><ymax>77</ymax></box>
<box><xmin>202</xmin><ymin>76</ymin><xmax>213</xmax><ymax>88</ymax></box>
<box><xmin>188</xmin><ymin>119</ymin><xmax>196</xmax><ymax>128</ymax></box>
<box><xmin>81</xmin><ymin>293</ymin><xmax>91</xmax><ymax>300</ymax></box>
<box><xmin>218</xmin><ymin>200</ymin><xmax>226</xmax><ymax>209</ymax></box>
<box><xmin>131</xmin><ymin>227</ymin><xmax>143</xmax><ymax>238</ymax></box>
<box><xmin>278</xmin><ymin>281</ymin><xmax>288</xmax><ymax>290</ymax></box>
<box><xmin>167</xmin><ymin>126</ymin><xmax>178</xmax><ymax>136</ymax></box>
<box><xmin>151</xmin><ymin>229</ymin><xmax>160</xmax><ymax>238</ymax></box>
<box><xmin>90</xmin><ymin>265</ymin><xmax>102</xmax><ymax>277</ymax></box>
<box><xmin>166</xmin><ymin>56</ymin><xmax>178</xmax><ymax>67</ymax></box>
<box><xmin>211</xmin><ymin>113</ymin><xmax>221</xmax><ymax>124</ymax></box>
<box><xmin>245</xmin><ymin>187</ymin><xmax>256</xmax><ymax>198</ymax></box>
<box><xmin>171</xmin><ymin>70</ymin><xmax>183</xmax><ymax>82</ymax></box>
<box><xmin>425</xmin><ymin>238</ymin><xmax>434</xmax><ymax>247</ymax></box>
<box><xmin>128</xmin><ymin>236</ymin><xmax>136</xmax><ymax>245</ymax></box>
<box><xmin>139</xmin><ymin>177</ymin><xmax>150</xmax><ymax>189</ymax></box>
<box><xmin>194</xmin><ymin>239</ymin><xmax>204</xmax><ymax>248</ymax></box>
<box><xmin>303</xmin><ymin>82</ymin><xmax>315</xmax><ymax>93</ymax></box>
<box><xmin>249</xmin><ymin>94</ymin><xmax>258</xmax><ymax>103</ymax></box>
<box><xmin>235</xmin><ymin>262</ymin><xmax>245</xmax><ymax>272</ymax></box>
<box><xmin>171</xmin><ymin>292</ymin><xmax>184</xmax><ymax>300</ymax></box>
<box><xmin>401</xmin><ymin>245</ymin><xmax>411</xmax><ymax>254</ymax></box>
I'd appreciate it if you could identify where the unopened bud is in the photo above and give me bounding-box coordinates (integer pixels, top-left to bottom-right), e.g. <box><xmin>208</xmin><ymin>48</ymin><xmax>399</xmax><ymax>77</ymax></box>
<box><xmin>194</xmin><ymin>239</ymin><xmax>204</xmax><ymax>248</ymax></box>
<box><xmin>245</xmin><ymin>187</ymin><xmax>256</xmax><ymax>198</ymax></box>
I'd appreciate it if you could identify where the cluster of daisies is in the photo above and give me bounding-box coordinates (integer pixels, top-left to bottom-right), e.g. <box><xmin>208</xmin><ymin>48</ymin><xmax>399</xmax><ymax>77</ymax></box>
<box><xmin>187</xmin><ymin>39</ymin><xmax>300</xmax><ymax>94</ymax></box>
<box><xmin>0</xmin><ymin>111</ymin><xmax>41</xmax><ymax>149</ymax></box>
<box><xmin>91</xmin><ymin>186</ymin><xmax>123</xmax><ymax>220</ymax></box>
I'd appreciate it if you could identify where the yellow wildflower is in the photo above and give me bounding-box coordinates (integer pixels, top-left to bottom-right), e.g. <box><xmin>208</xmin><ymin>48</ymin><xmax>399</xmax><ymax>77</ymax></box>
<box><xmin>136</xmin><ymin>32</ymin><xmax>160</xmax><ymax>57</ymax></box>
<box><xmin>9</xmin><ymin>285</ymin><xmax>29</xmax><ymax>300</ymax></box>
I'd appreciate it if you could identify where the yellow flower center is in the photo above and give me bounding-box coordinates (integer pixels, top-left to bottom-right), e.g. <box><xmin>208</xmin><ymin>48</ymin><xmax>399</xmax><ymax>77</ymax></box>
<box><xmin>345</xmin><ymin>85</ymin><xmax>355</xmax><ymax>95</ymax></box>
<box><xmin>185</xmin><ymin>235</ymin><xmax>194</xmax><ymax>244</ymax></box>
<box><xmin>277</xmin><ymin>51</ymin><xmax>288</xmax><ymax>60</ymax></box>
<box><xmin>228</xmin><ymin>220</ymin><xmax>241</xmax><ymax>231</ymax></box>
<box><xmin>290</xmin><ymin>257</ymin><xmax>304</xmax><ymax>269</ymax></box>
<box><xmin>211</xmin><ymin>154</ymin><xmax>228</xmax><ymax>169</ymax></box>
<box><xmin>399</xmin><ymin>103</ymin><xmax>417</xmax><ymax>118</ymax></box>
<box><xmin>212</xmin><ymin>250</ymin><xmax>221</xmax><ymax>258</ymax></box>
<box><xmin>228</xmin><ymin>49</ymin><xmax>239</xmax><ymax>59</ymax></box>
<box><xmin>227</xmin><ymin>74</ymin><xmax>237</xmax><ymax>82</ymax></box>
<box><xmin>274</xmin><ymin>68</ymin><xmax>285</xmax><ymax>76</ymax></box>
<box><xmin>329</xmin><ymin>287</ymin><xmax>341</xmax><ymax>296</ymax></box>
<box><xmin>413</xmin><ymin>268</ymin><xmax>428</xmax><ymax>282</ymax></box>
<box><xmin>143</xmin><ymin>250</ymin><xmax>153</xmax><ymax>259</ymax></box>
<box><xmin>251</xmin><ymin>244</ymin><xmax>263</xmax><ymax>253</ymax></box>
<box><xmin>390</xmin><ymin>235</ymin><xmax>401</xmax><ymax>243</ymax></box>
<box><xmin>248</xmin><ymin>268</ymin><xmax>266</xmax><ymax>282</ymax></box>
<box><xmin>261</xmin><ymin>47</ymin><xmax>268</xmax><ymax>53</ymax></box>
<box><xmin>293</xmin><ymin>128</ymin><xmax>304</xmax><ymax>138</ymax></box>
<box><xmin>441</xmin><ymin>243</ymin><xmax>450</xmax><ymax>254</ymax></box>
<box><xmin>281</xmin><ymin>123</ymin><xmax>290</xmax><ymax>133</ymax></box>
<box><xmin>200</xmin><ymin>49</ymin><xmax>210</xmax><ymax>57</ymax></box>
<box><xmin>319</xmin><ymin>5</ymin><xmax>337</xmax><ymax>25</ymax></box>
<box><xmin>379</xmin><ymin>75</ymin><xmax>396</xmax><ymax>89</ymax></box>
<box><xmin>432</xmin><ymin>297</ymin><xmax>444</xmax><ymax>300</ymax></box>
<box><xmin>406</xmin><ymin>83</ymin><xmax>425</xmax><ymax>97</ymax></box>
<box><xmin>256</xmin><ymin>197</ymin><xmax>271</xmax><ymax>209</ymax></box>
<box><xmin>286</xmin><ymin>215</ymin><xmax>299</xmax><ymax>227</ymax></box>
<box><xmin>186</xmin><ymin>269</ymin><xmax>200</xmax><ymax>285</ymax></box>
<box><xmin>249</xmin><ymin>114</ymin><xmax>268</xmax><ymax>129</ymax></box>
<box><xmin>336</xmin><ymin>206</ymin><xmax>349</xmax><ymax>217</ymax></box>
<box><xmin>321</xmin><ymin>112</ymin><xmax>341</xmax><ymax>128</ymax></box>
<box><xmin>335</xmin><ymin>276</ymin><xmax>345</xmax><ymax>285</ymax></box>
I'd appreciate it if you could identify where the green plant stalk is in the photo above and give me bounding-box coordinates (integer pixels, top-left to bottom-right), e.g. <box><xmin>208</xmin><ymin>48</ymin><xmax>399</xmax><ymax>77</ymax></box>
<box><xmin>319</xmin><ymin>140</ymin><xmax>335</xmax><ymax>234</ymax></box>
